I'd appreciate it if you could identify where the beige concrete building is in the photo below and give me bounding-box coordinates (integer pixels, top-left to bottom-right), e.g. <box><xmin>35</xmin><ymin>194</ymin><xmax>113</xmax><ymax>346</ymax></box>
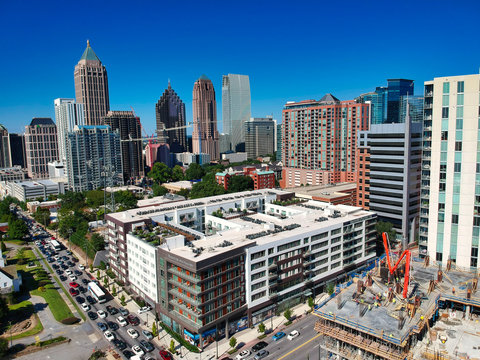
<box><xmin>74</xmin><ymin>40</ymin><xmax>110</xmax><ymax>126</ymax></box>
<box><xmin>25</xmin><ymin>118</ymin><xmax>59</xmax><ymax>179</ymax></box>
<box><xmin>192</xmin><ymin>75</ymin><xmax>219</xmax><ymax>160</ymax></box>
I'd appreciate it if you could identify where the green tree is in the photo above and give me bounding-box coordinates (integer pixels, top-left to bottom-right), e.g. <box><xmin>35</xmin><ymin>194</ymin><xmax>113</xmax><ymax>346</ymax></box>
<box><xmin>8</xmin><ymin>219</ymin><xmax>28</xmax><ymax>240</ymax></box>
<box><xmin>120</xmin><ymin>294</ymin><xmax>126</xmax><ymax>305</ymax></box>
<box><xmin>326</xmin><ymin>282</ymin><xmax>335</xmax><ymax>295</ymax></box>
<box><xmin>0</xmin><ymin>240</ymin><xmax>6</xmax><ymax>252</ymax></box>
<box><xmin>152</xmin><ymin>184</ymin><xmax>169</xmax><ymax>196</ymax></box>
<box><xmin>190</xmin><ymin>180</ymin><xmax>226</xmax><ymax>199</ymax></box>
<box><xmin>33</xmin><ymin>207</ymin><xmax>51</xmax><ymax>226</ymax></box>
<box><xmin>375</xmin><ymin>221</ymin><xmax>396</xmax><ymax>243</ymax></box>
<box><xmin>176</xmin><ymin>188</ymin><xmax>190</xmax><ymax>199</ymax></box>
<box><xmin>114</xmin><ymin>191</ymin><xmax>138</xmax><ymax>210</ymax></box>
<box><xmin>97</xmin><ymin>270</ymin><xmax>101</xmax><ymax>279</ymax></box>
<box><xmin>0</xmin><ymin>337</ymin><xmax>8</xmax><ymax>357</ymax></box>
<box><xmin>169</xmin><ymin>339</ymin><xmax>176</xmax><ymax>354</ymax></box>
<box><xmin>283</xmin><ymin>309</ymin><xmax>292</xmax><ymax>322</ymax></box>
<box><xmin>85</xmin><ymin>190</ymin><xmax>105</xmax><ymax>209</ymax></box>
<box><xmin>307</xmin><ymin>297</ymin><xmax>314</xmax><ymax>310</ymax></box>
<box><xmin>90</xmin><ymin>233</ymin><xmax>105</xmax><ymax>253</ymax></box>
<box><xmin>0</xmin><ymin>296</ymin><xmax>8</xmax><ymax>319</ymax></box>
<box><xmin>152</xmin><ymin>321</ymin><xmax>158</xmax><ymax>337</ymax></box>
<box><xmin>58</xmin><ymin>191</ymin><xmax>86</xmax><ymax>212</ymax></box>
<box><xmin>112</xmin><ymin>285</ymin><xmax>117</xmax><ymax>297</ymax></box>
<box><xmin>148</xmin><ymin>162</ymin><xmax>172</xmax><ymax>184</ymax></box>
<box><xmin>103</xmin><ymin>276</ymin><xmax>109</xmax><ymax>287</ymax></box>
<box><xmin>258</xmin><ymin>322</ymin><xmax>265</xmax><ymax>333</ymax></box>
<box><xmin>229</xmin><ymin>336</ymin><xmax>237</xmax><ymax>349</ymax></box>
<box><xmin>185</xmin><ymin>163</ymin><xmax>205</xmax><ymax>180</ymax></box>
<box><xmin>172</xmin><ymin>165</ymin><xmax>184</xmax><ymax>181</ymax></box>
<box><xmin>16</xmin><ymin>247</ymin><xmax>27</xmax><ymax>265</ymax></box>
<box><xmin>227</xmin><ymin>175</ymin><xmax>254</xmax><ymax>193</ymax></box>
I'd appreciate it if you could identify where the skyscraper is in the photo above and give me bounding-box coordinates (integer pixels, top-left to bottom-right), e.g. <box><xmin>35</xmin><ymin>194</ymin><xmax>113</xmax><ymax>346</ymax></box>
<box><xmin>103</xmin><ymin>111</ymin><xmax>144</xmax><ymax>183</ymax></box>
<box><xmin>244</xmin><ymin>117</ymin><xmax>275</xmax><ymax>159</ymax></box>
<box><xmin>0</xmin><ymin>125</ymin><xmax>11</xmax><ymax>168</ymax></box>
<box><xmin>222</xmin><ymin>74</ymin><xmax>251</xmax><ymax>152</ymax></box>
<box><xmin>9</xmin><ymin>133</ymin><xmax>26</xmax><ymax>168</ymax></box>
<box><xmin>66</xmin><ymin>125</ymin><xmax>123</xmax><ymax>192</ymax></box>
<box><xmin>74</xmin><ymin>40</ymin><xmax>110</xmax><ymax>125</ymax></box>
<box><xmin>155</xmin><ymin>82</ymin><xmax>187</xmax><ymax>153</ymax></box>
<box><xmin>25</xmin><ymin>118</ymin><xmax>59</xmax><ymax>179</ymax></box>
<box><xmin>420</xmin><ymin>73</ymin><xmax>480</xmax><ymax>269</ymax></box>
<box><xmin>192</xmin><ymin>75</ymin><xmax>219</xmax><ymax>160</ymax></box>
<box><xmin>276</xmin><ymin>123</ymin><xmax>282</xmax><ymax>162</ymax></box>
<box><xmin>54</xmin><ymin>98</ymin><xmax>85</xmax><ymax>163</ymax></box>
<box><xmin>282</xmin><ymin>94</ymin><xmax>369</xmax><ymax>187</ymax></box>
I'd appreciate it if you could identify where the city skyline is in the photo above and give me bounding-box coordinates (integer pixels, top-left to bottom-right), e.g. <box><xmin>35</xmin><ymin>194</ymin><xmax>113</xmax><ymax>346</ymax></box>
<box><xmin>1</xmin><ymin>1</ymin><xmax>479</xmax><ymax>134</ymax></box>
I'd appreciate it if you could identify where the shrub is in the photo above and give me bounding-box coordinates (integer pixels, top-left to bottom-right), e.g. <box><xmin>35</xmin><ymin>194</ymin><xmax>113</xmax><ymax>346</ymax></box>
<box><xmin>229</xmin><ymin>336</ymin><xmax>237</xmax><ymax>349</ymax></box>
<box><xmin>88</xmin><ymin>350</ymin><xmax>106</xmax><ymax>360</ymax></box>
<box><xmin>170</xmin><ymin>339</ymin><xmax>175</xmax><ymax>354</ymax></box>
<box><xmin>134</xmin><ymin>297</ymin><xmax>145</xmax><ymax>308</ymax></box>
<box><xmin>283</xmin><ymin>309</ymin><xmax>292</xmax><ymax>321</ymax></box>
<box><xmin>152</xmin><ymin>322</ymin><xmax>158</xmax><ymax>337</ymax></box>
<box><xmin>38</xmin><ymin>280</ymin><xmax>50</xmax><ymax>287</ymax></box>
<box><xmin>258</xmin><ymin>322</ymin><xmax>265</xmax><ymax>333</ymax></box>
<box><xmin>159</xmin><ymin>322</ymin><xmax>200</xmax><ymax>353</ymax></box>
<box><xmin>99</xmin><ymin>261</ymin><xmax>106</xmax><ymax>270</ymax></box>
<box><xmin>106</xmin><ymin>269</ymin><xmax>116</xmax><ymax>279</ymax></box>
<box><xmin>61</xmin><ymin>317</ymin><xmax>80</xmax><ymax>325</ymax></box>
<box><xmin>38</xmin><ymin>286</ymin><xmax>46</xmax><ymax>292</ymax></box>
<box><xmin>38</xmin><ymin>336</ymin><xmax>67</xmax><ymax>346</ymax></box>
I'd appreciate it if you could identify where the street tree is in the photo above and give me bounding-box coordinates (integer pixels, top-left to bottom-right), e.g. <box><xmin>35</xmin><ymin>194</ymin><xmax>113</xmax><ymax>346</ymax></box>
<box><xmin>184</xmin><ymin>163</ymin><xmax>205</xmax><ymax>180</ymax></box>
<box><xmin>148</xmin><ymin>162</ymin><xmax>172</xmax><ymax>184</ymax></box>
<box><xmin>172</xmin><ymin>165</ymin><xmax>184</xmax><ymax>181</ymax></box>
<box><xmin>229</xmin><ymin>336</ymin><xmax>237</xmax><ymax>349</ymax></box>
<box><xmin>152</xmin><ymin>184</ymin><xmax>168</xmax><ymax>196</ymax></box>
<box><xmin>283</xmin><ymin>309</ymin><xmax>292</xmax><ymax>322</ymax></box>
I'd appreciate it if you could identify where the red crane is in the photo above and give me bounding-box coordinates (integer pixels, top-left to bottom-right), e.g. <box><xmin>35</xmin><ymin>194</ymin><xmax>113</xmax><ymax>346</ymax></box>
<box><xmin>382</xmin><ymin>232</ymin><xmax>411</xmax><ymax>299</ymax></box>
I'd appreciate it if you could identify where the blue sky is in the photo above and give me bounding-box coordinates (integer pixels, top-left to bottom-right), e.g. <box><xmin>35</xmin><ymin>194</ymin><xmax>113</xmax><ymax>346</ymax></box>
<box><xmin>0</xmin><ymin>0</ymin><xmax>479</xmax><ymax>134</ymax></box>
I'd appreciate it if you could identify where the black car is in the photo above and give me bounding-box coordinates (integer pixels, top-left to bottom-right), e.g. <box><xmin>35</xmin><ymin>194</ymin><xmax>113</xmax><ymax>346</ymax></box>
<box><xmin>122</xmin><ymin>350</ymin><xmax>134</xmax><ymax>359</ymax></box>
<box><xmin>139</xmin><ymin>340</ymin><xmax>154</xmax><ymax>352</ymax></box>
<box><xmin>61</xmin><ymin>264</ymin><xmax>68</xmax><ymax>270</ymax></box>
<box><xmin>86</xmin><ymin>295</ymin><xmax>96</xmax><ymax>305</ymax></box>
<box><xmin>106</xmin><ymin>305</ymin><xmax>118</xmax><ymax>315</ymax></box>
<box><xmin>113</xmin><ymin>339</ymin><xmax>127</xmax><ymax>351</ymax></box>
<box><xmin>106</xmin><ymin>321</ymin><xmax>118</xmax><ymax>330</ymax></box>
<box><xmin>72</xmin><ymin>257</ymin><xmax>79</xmax><ymax>262</ymax></box>
<box><xmin>82</xmin><ymin>279</ymin><xmax>89</xmax><ymax>285</ymax></box>
<box><xmin>75</xmin><ymin>296</ymin><xmax>85</xmax><ymax>304</ymax></box>
<box><xmin>74</xmin><ymin>270</ymin><xmax>82</xmax><ymax>276</ymax></box>
<box><xmin>87</xmin><ymin>311</ymin><xmax>98</xmax><ymax>320</ymax></box>
<box><xmin>67</xmin><ymin>261</ymin><xmax>75</xmax><ymax>267</ymax></box>
<box><xmin>56</xmin><ymin>269</ymin><xmax>63</xmax><ymax>275</ymax></box>
<box><xmin>252</xmin><ymin>341</ymin><xmax>268</xmax><ymax>352</ymax></box>
<box><xmin>60</xmin><ymin>275</ymin><xmax>67</xmax><ymax>281</ymax></box>
<box><xmin>97</xmin><ymin>322</ymin><xmax>107</xmax><ymax>331</ymax></box>
<box><xmin>52</xmin><ymin>264</ymin><xmax>59</xmax><ymax>269</ymax></box>
<box><xmin>62</xmin><ymin>256</ymin><xmax>69</xmax><ymax>261</ymax></box>
<box><xmin>78</xmin><ymin>286</ymin><xmax>87</xmax><ymax>294</ymax></box>
<box><xmin>47</xmin><ymin>257</ymin><xmax>53</xmax><ymax>263</ymax></box>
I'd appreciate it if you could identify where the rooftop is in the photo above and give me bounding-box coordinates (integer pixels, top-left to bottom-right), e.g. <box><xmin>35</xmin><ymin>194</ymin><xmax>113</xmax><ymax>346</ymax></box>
<box><xmin>29</xmin><ymin>118</ymin><xmax>54</xmax><ymax>127</ymax></box>
<box><xmin>287</xmin><ymin>182</ymin><xmax>357</xmax><ymax>200</ymax></box>
<box><xmin>137</xmin><ymin>194</ymin><xmax>185</xmax><ymax>208</ymax></box>
<box><xmin>79</xmin><ymin>40</ymin><xmax>101</xmax><ymax>62</ymax></box>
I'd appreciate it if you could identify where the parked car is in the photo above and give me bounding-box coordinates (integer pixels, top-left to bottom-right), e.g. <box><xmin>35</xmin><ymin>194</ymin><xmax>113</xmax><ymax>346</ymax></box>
<box><xmin>60</xmin><ymin>275</ymin><xmax>67</xmax><ymax>281</ymax></box>
<box><xmin>97</xmin><ymin>322</ymin><xmax>108</xmax><ymax>331</ymax></box>
<box><xmin>97</xmin><ymin>310</ymin><xmax>107</xmax><ymax>319</ymax></box>
<box><xmin>236</xmin><ymin>349</ymin><xmax>251</xmax><ymax>359</ymax></box>
<box><xmin>75</xmin><ymin>296</ymin><xmax>85</xmax><ymax>304</ymax></box>
<box><xmin>126</xmin><ymin>314</ymin><xmax>140</xmax><ymax>326</ymax></box>
<box><xmin>142</xmin><ymin>330</ymin><xmax>153</xmax><ymax>340</ymax></box>
<box><xmin>107</xmin><ymin>321</ymin><xmax>119</xmax><ymax>330</ymax></box>
<box><xmin>106</xmin><ymin>305</ymin><xmax>118</xmax><ymax>315</ymax></box>
<box><xmin>138</xmin><ymin>306</ymin><xmax>151</xmax><ymax>314</ymax></box>
<box><xmin>116</xmin><ymin>316</ymin><xmax>128</xmax><ymax>327</ymax></box>
<box><xmin>127</xmin><ymin>328</ymin><xmax>139</xmax><ymax>339</ymax></box>
<box><xmin>74</xmin><ymin>270</ymin><xmax>82</xmax><ymax>276</ymax></box>
<box><xmin>122</xmin><ymin>349</ymin><xmax>134</xmax><ymax>359</ymax></box>
<box><xmin>86</xmin><ymin>296</ymin><xmax>96</xmax><ymax>304</ymax></box>
<box><xmin>78</xmin><ymin>286</ymin><xmax>86</xmax><ymax>294</ymax></box>
<box><xmin>272</xmin><ymin>331</ymin><xmax>286</xmax><ymax>341</ymax></box>
<box><xmin>159</xmin><ymin>350</ymin><xmax>173</xmax><ymax>360</ymax></box>
<box><xmin>104</xmin><ymin>330</ymin><xmax>115</xmax><ymax>341</ymax></box>
<box><xmin>113</xmin><ymin>339</ymin><xmax>127</xmax><ymax>350</ymax></box>
<box><xmin>287</xmin><ymin>330</ymin><xmax>299</xmax><ymax>340</ymax></box>
<box><xmin>119</xmin><ymin>307</ymin><xmax>129</xmax><ymax>316</ymax></box>
<box><xmin>69</xmin><ymin>281</ymin><xmax>79</xmax><ymax>288</ymax></box>
<box><xmin>81</xmin><ymin>279</ymin><xmax>89</xmax><ymax>285</ymax></box>
<box><xmin>81</xmin><ymin>303</ymin><xmax>90</xmax><ymax>311</ymax></box>
<box><xmin>132</xmin><ymin>345</ymin><xmax>145</xmax><ymax>356</ymax></box>
<box><xmin>79</xmin><ymin>264</ymin><xmax>85</xmax><ymax>270</ymax></box>
<box><xmin>252</xmin><ymin>341</ymin><xmax>268</xmax><ymax>352</ymax></box>
<box><xmin>68</xmin><ymin>274</ymin><xmax>77</xmax><ymax>281</ymax></box>
<box><xmin>87</xmin><ymin>311</ymin><xmax>98</xmax><ymax>320</ymax></box>
<box><xmin>69</xmin><ymin>288</ymin><xmax>79</xmax><ymax>296</ymax></box>
<box><xmin>139</xmin><ymin>339</ymin><xmax>154</xmax><ymax>352</ymax></box>
<box><xmin>254</xmin><ymin>350</ymin><xmax>269</xmax><ymax>360</ymax></box>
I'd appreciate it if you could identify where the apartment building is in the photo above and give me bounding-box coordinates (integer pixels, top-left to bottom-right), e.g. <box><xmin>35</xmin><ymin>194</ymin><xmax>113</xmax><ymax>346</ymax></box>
<box><xmin>106</xmin><ymin>189</ymin><xmax>376</xmax><ymax>348</ymax></box>
<box><xmin>215</xmin><ymin>166</ymin><xmax>275</xmax><ymax>191</ymax></box>
<box><xmin>281</xmin><ymin>94</ymin><xmax>369</xmax><ymax>187</ymax></box>
<box><xmin>420</xmin><ymin>73</ymin><xmax>480</xmax><ymax>269</ymax></box>
<box><xmin>25</xmin><ymin>118</ymin><xmax>59</xmax><ymax>179</ymax></box>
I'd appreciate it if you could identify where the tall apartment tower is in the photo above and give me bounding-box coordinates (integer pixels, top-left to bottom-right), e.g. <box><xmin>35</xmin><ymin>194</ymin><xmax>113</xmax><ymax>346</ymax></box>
<box><xmin>276</xmin><ymin>123</ymin><xmax>282</xmax><ymax>162</ymax></box>
<box><xmin>0</xmin><ymin>125</ymin><xmax>11</xmax><ymax>168</ymax></box>
<box><xmin>25</xmin><ymin>118</ymin><xmax>59</xmax><ymax>179</ymax></box>
<box><xmin>54</xmin><ymin>98</ymin><xmax>85</xmax><ymax>163</ymax></box>
<box><xmin>155</xmin><ymin>82</ymin><xmax>187</xmax><ymax>153</ymax></box>
<box><xmin>192</xmin><ymin>75</ymin><xmax>219</xmax><ymax>160</ymax></box>
<box><xmin>66</xmin><ymin>125</ymin><xmax>123</xmax><ymax>192</ymax></box>
<box><xmin>420</xmin><ymin>73</ymin><xmax>480</xmax><ymax>269</ymax></box>
<box><xmin>103</xmin><ymin>111</ymin><xmax>144</xmax><ymax>183</ymax></box>
<box><xmin>9</xmin><ymin>133</ymin><xmax>26</xmax><ymax>168</ymax></box>
<box><xmin>74</xmin><ymin>40</ymin><xmax>110</xmax><ymax>125</ymax></box>
<box><xmin>222</xmin><ymin>74</ymin><xmax>251</xmax><ymax>152</ymax></box>
<box><xmin>244</xmin><ymin>117</ymin><xmax>275</xmax><ymax>159</ymax></box>
<box><xmin>281</xmin><ymin>94</ymin><xmax>369</xmax><ymax>187</ymax></box>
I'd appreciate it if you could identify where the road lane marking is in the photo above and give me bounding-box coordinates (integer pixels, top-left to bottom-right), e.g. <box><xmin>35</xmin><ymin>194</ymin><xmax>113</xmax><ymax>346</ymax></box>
<box><xmin>276</xmin><ymin>333</ymin><xmax>322</xmax><ymax>360</ymax></box>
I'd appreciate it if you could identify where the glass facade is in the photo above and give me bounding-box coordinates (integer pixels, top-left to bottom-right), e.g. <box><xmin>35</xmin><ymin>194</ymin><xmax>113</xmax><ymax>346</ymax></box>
<box><xmin>400</xmin><ymin>95</ymin><xmax>424</xmax><ymax>123</ymax></box>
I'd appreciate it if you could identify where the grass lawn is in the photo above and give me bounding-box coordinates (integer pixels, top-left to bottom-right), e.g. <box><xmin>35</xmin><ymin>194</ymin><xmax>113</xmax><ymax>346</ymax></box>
<box><xmin>13</xmin><ymin>249</ymin><xmax>74</xmax><ymax>322</ymax></box>
<box><xmin>2</xmin><ymin>301</ymin><xmax>44</xmax><ymax>340</ymax></box>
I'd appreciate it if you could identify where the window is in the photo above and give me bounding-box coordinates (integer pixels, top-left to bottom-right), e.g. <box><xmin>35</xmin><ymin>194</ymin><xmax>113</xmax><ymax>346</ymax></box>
<box><xmin>251</xmin><ymin>261</ymin><xmax>265</xmax><ymax>271</ymax></box>
<box><xmin>251</xmin><ymin>271</ymin><xmax>265</xmax><ymax>281</ymax></box>
<box><xmin>454</xmin><ymin>163</ymin><xmax>462</xmax><ymax>172</ymax></box>
<box><xmin>439</xmin><ymin>183</ymin><xmax>446</xmax><ymax>191</ymax></box>
<box><xmin>442</xmin><ymin>108</ymin><xmax>449</xmax><ymax>119</ymax></box>
<box><xmin>456</xmin><ymin>118</ymin><xmax>463</xmax><ymax>129</ymax></box>
<box><xmin>455</xmin><ymin>142</ymin><xmax>462</xmax><ymax>151</ymax></box>
<box><xmin>251</xmin><ymin>251</ymin><xmax>265</xmax><ymax>261</ymax></box>
<box><xmin>438</xmin><ymin>203</ymin><xmax>445</xmax><ymax>212</ymax></box>
<box><xmin>441</xmin><ymin>131</ymin><xmax>448</xmax><ymax>140</ymax></box>
<box><xmin>443</xmin><ymin>82</ymin><xmax>450</xmax><ymax>94</ymax></box>
<box><xmin>251</xmin><ymin>281</ymin><xmax>266</xmax><ymax>292</ymax></box>
<box><xmin>457</xmin><ymin>81</ymin><xmax>464</xmax><ymax>93</ymax></box>
<box><xmin>452</xmin><ymin>214</ymin><xmax>459</xmax><ymax>224</ymax></box>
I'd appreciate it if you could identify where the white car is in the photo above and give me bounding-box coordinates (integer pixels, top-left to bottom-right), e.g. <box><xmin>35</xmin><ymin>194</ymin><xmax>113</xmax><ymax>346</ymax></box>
<box><xmin>68</xmin><ymin>274</ymin><xmax>77</xmax><ymax>281</ymax></box>
<box><xmin>97</xmin><ymin>310</ymin><xmax>107</xmax><ymax>319</ymax></box>
<box><xmin>79</xmin><ymin>264</ymin><xmax>85</xmax><ymax>270</ymax></box>
<box><xmin>138</xmin><ymin>306</ymin><xmax>151</xmax><ymax>314</ymax></box>
<box><xmin>116</xmin><ymin>316</ymin><xmax>128</xmax><ymax>326</ymax></box>
<box><xmin>132</xmin><ymin>345</ymin><xmax>145</xmax><ymax>356</ymax></box>
<box><xmin>127</xmin><ymin>328</ymin><xmax>139</xmax><ymax>339</ymax></box>
<box><xmin>104</xmin><ymin>330</ymin><xmax>115</xmax><ymax>341</ymax></box>
<box><xmin>65</xmin><ymin>270</ymin><xmax>73</xmax><ymax>276</ymax></box>
<box><xmin>236</xmin><ymin>349</ymin><xmax>251</xmax><ymax>359</ymax></box>
<box><xmin>287</xmin><ymin>330</ymin><xmax>299</xmax><ymax>340</ymax></box>
<box><xmin>81</xmin><ymin>303</ymin><xmax>90</xmax><ymax>311</ymax></box>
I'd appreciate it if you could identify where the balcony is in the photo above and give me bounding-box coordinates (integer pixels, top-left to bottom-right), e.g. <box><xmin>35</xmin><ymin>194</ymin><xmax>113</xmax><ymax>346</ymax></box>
<box><xmin>168</xmin><ymin>288</ymin><xmax>201</xmax><ymax>306</ymax></box>
<box><xmin>424</xmin><ymin>126</ymin><xmax>432</xmax><ymax>131</ymax></box>
<box><xmin>168</xmin><ymin>267</ymin><xmax>200</xmax><ymax>283</ymax></box>
<box><xmin>425</xmin><ymin>91</ymin><xmax>433</xmax><ymax>97</ymax></box>
<box><xmin>171</xmin><ymin>310</ymin><xmax>201</xmax><ymax>329</ymax></box>
<box><xmin>168</xmin><ymin>277</ymin><xmax>201</xmax><ymax>295</ymax></box>
<box><xmin>424</xmin><ymin>103</ymin><xmax>433</xmax><ymax>109</ymax></box>
<box><xmin>269</xmin><ymin>272</ymin><xmax>277</xmax><ymax>280</ymax></box>
<box><xmin>268</xmin><ymin>262</ymin><xmax>277</xmax><ymax>270</ymax></box>
<box><xmin>170</xmin><ymin>298</ymin><xmax>203</xmax><ymax>317</ymax></box>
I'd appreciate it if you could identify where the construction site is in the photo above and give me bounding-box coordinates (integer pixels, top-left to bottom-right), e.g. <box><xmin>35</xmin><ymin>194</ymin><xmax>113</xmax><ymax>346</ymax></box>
<box><xmin>314</xmin><ymin>233</ymin><xmax>480</xmax><ymax>360</ymax></box>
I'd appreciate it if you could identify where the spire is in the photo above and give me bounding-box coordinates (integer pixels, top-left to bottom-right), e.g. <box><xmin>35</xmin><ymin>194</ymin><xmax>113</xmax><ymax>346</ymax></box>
<box><xmin>168</xmin><ymin>79</ymin><xmax>171</xmax><ymax>90</ymax></box>
<box><xmin>80</xmin><ymin>40</ymin><xmax>101</xmax><ymax>62</ymax></box>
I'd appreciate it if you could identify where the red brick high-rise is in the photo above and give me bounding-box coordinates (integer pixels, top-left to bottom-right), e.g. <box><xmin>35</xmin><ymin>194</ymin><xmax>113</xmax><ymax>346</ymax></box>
<box><xmin>281</xmin><ymin>94</ymin><xmax>369</xmax><ymax>188</ymax></box>
<box><xmin>192</xmin><ymin>75</ymin><xmax>219</xmax><ymax>160</ymax></box>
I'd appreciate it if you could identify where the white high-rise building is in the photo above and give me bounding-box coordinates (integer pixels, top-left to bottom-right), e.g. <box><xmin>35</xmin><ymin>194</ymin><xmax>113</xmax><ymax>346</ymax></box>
<box><xmin>222</xmin><ymin>74</ymin><xmax>251</xmax><ymax>152</ymax></box>
<box><xmin>420</xmin><ymin>73</ymin><xmax>480</xmax><ymax>269</ymax></box>
<box><xmin>54</xmin><ymin>98</ymin><xmax>84</xmax><ymax>163</ymax></box>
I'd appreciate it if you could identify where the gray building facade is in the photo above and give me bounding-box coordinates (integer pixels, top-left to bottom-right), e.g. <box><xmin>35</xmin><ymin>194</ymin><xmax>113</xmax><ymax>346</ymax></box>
<box><xmin>245</xmin><ymin>117</ymin><xmax>275</xmax><ymax>159</ymax></box>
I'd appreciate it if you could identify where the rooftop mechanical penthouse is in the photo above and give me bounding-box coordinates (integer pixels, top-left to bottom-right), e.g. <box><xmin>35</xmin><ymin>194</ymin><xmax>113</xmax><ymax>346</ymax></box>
<box><xmin>106</xmin><ymin>189</ymin><xmax>377</xmax><ymax>349</ymax></box>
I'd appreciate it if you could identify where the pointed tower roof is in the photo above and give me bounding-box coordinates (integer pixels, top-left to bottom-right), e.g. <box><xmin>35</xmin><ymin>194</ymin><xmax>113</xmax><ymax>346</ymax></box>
<box><xmin>198</xmin><ymin>74</ymin><xmax>210</xmax><ymax>81</ymax></box>
<box><xmin>318</xmin><ymin>93</ymin><xmax>340</xmax><ymax>105</ymax></box>
<box><xmin>80</xmin><ymin>40</ymin><xmax>101</xmax><ymax>62</ymax></box>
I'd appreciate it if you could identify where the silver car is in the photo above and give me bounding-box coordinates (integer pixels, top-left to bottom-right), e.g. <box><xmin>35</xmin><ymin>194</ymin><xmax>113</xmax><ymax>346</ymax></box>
<box><xmin>254</xmin><ymin>350</ymin><xmax>269</xmax><ymax>360</ymax></box>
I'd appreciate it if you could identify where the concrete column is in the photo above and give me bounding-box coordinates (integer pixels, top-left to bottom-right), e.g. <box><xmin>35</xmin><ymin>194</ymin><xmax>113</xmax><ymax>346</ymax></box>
<box><xmin>336</xmin><ymin>340</ymin><xmax>340</xmax><ymax>351</ymax></box>
<box><xmin>225</xmin><ymin>319</ymin><xmax>230</xmax><ymax>340</ymax></box>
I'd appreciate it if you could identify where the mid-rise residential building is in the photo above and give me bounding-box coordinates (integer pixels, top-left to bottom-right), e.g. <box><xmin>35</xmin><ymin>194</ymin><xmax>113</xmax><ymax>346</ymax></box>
<box><xmin>289</xmin><ymin>182</ymin><xmax>357</xmax><ymax>206</ymax></box>
<box><xmin>221</xmin><ymin>152</ymin><xmax>247</xmax><ymax>164</ymax></box>
<box><xmin>0</xmin><ymin>166</ymin><xmax>27</xmax><ymax>182</ymax></box>
<box><xmin>9</xmin><ymin>133</ymin><xmax>26</xmax><ymax>168</ymax></box>
<box><xmin>215</xmin><ymin>166</ymin><xmax>275</xmax><ymax>191</ymax></box>
<box><xmin>192</xmin><ymin>75</ymin><xmax>220</xmax><ymax>160</ymax></box>
<box><xmin>155</xmin><ymin>82</ymin><xmax>187</xmax><ymax>153</ymax></box>
<box><xmin>103</xmin><ymin>111</ymin><xmax>144</xmax><ymax>183</ymax></box>
<box><xmin>66</xmin><ymin>125</ymin><xmax>123</xmax><ymax>192</ymax></box>
<box><xmin>174</xmin><ymin>152</ymin><xmax>210</xmax><ymax>167</ymax></box>
<box><xmin>356</xmin><ymin>120</ymin><xmax>422</xmax><ymax>243</ymax></box>
<box><xmin>420</xmin><ymin>73</ymin><xmax>480</xmax><ymax>269</ymax></box>
<box><xmin>244</xmin><ymin>117</ymin><xmax>275</xmax><ymax>159</ymax></box>
<box><xmin>281</xmin><ymin>94</ymin><xmax>369</xmax><ymax>187</ymax></box>
<box><xmin>106</xmin><ymin>189</ymin><xmax>376</xmax><ymax>348</ymax></box>
<box><xmin>25</xmin><ymin>118</ymin><xmax>59</xmax><ymax>179</ymax></box>
<box><xmin>0</xmin><ymin>125</ymin><xmax>11</xmax><ymax>168</ymax></box>
<box><xmin>275</xmin><ymin>122</ymin><xmax>282</xmax><ymax>162</ymax></box>
<box><xmin>74</xmin><ymin>40</ymin><xmax>110</xmax><ymax>126</ymax></box>
<box><xmin>0</xmin><ymin>179</ymin><xmax>65</xmax><ymax>202</ymax></box>
<box><xmin>222</xmin><ymin>74</ymin><xmax>251</xmax><ymax>152</ymax></box>
<box><xmin>54</xmin><ymin>98</ymin><xmax>85</xmax><ymax>163</ymax></box>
